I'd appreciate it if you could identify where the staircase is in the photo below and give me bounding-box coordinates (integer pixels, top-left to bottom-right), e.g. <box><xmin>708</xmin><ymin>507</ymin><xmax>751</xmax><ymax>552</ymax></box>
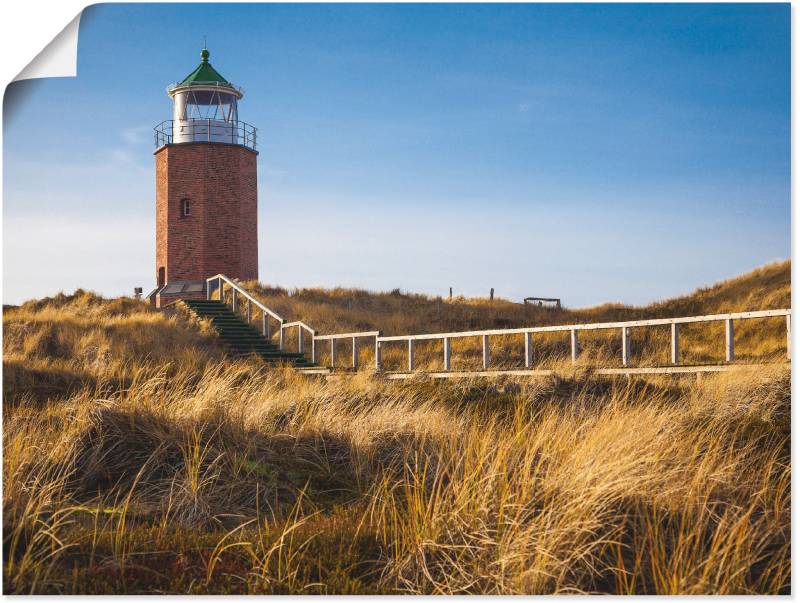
<box><xmin>182</xmin><ymin>300</ymin><xmax>317</xmax><ymax>368</ymax></box>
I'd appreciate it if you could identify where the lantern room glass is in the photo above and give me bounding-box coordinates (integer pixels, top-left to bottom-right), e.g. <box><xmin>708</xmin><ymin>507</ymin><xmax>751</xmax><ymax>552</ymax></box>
<box><xmin>171</xmin><ymin>87</ymin><xmax>241</xmax><ymax>145</ymax></box>
<box><xmin>172</xmin><ymin>89</ymin><xmax>239</xmax><ymax>123</ymax></box>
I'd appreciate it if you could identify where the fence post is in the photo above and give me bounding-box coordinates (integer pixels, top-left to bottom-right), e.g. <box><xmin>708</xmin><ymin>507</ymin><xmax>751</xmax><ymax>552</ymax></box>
<box><xmin>408</xmin><ymin>339</ymin><xmax>415</xmax><ymax>372</ymax></box>
<box><xmin>375</xmin><ymin>335</ymin><xmax>382</xmax><ymax>370</ymax></box>
<box><xmin>352</xmin><ymin>336</ymin><xmax>358</xmax><ymax>369</ymax></box>
<box><xmin>218</xmin><ymin>277</ymin><xmax>223</xmax><ymax>302</ymax></box>
<box><xmin>311</xmin><ymin>337</ymin><xmax>317</xmax><ymax>364</ymax></box>
<box><xmin>482</xmin><ymin>335</ymin><xmax>490</xmax><ymax>369</ymax></box>
<box><xmin>622</xmin><ymin>327</ymin><xmax>631</xmax><ymax>367</ymax></box>
<box><xmin>670</xmin><ymin>323</ymin><xmax>680</xmax><ymax>364</ymax></box>
<box><xmin>298</xmin><ymin>326</ymin><xmax>304</xmax><ymax>354</ymax></box>
<box><xmin>262</xmin><ymin>313</ymin><xmax>268</xmax><ymax>338</ymax></box>
<box><xmin>279</xmin><ymin>322</ymin><xmax>285</xmax><ymax>350</ymax></box>
<box><xmin>247</xmin><ymin>300</ymin><xmax>252</xmax><ymax>325</ymax></box>
<box><xmin>787</xmin><ymin>314</ymin><xmax>791</xmax><ymax>360</ymax></box>
<box><xmin>206</xmin><ymin>279</ymin><xmax>211</xmax><ymax>300</ymax></box>
<box><xmin>524</xmin><ymin>332</ymin><xmax>533</xmax><ymax>368</ymax></box>
<box><xmin>725</xmin><ymin>318</ymin><xmax>734</xmax><ymax>362</ymax></box>
<box><xmin>570</xmin><ymin>329</ymin><xmax>579</xmax><ymax>363</ymax></box>
<box><xmin>232</xmin><ymin>289</ymin><xmax>237</xmax><ymax>313</ymax></box>
<box><xmin>443</xmin><ymin>337</ymin><xmax>451</xmax><ymax>371</ymax></box>
<box><xmin>331</xmin><ymin>339</ymin><xmax>336</xmax><ymax>368</ymax></box>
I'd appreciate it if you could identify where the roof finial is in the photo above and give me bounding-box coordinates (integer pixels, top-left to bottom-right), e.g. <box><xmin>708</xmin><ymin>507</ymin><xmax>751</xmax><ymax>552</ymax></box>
<box><xmin>201</xmin><ymin>36</ymin><xmax>209</xmax><ymax>62</ymax></box>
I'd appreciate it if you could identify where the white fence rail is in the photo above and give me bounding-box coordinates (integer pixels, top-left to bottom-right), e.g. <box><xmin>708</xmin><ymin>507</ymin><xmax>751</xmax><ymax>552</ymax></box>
<box><xmin>375</xmin><ymin>309</ymin><xmax>791</xmax><ymax>371</ymax></box>
<box><xmin>281</xmin><ymin>321</ymin><xmax>316</xmax><ymax>356</ymax></box>
<box><xmin>313</xmin><ymin>331</ymin><xmax>382</xmax><ymax>368</ymax></box>
<box><xmin>206</xmin><ymin>274</ymin><xmax>287</xmax><ymax>348</ymax></box>
<box><xmin>206</xmin><ymin>274</ymin><xmax>790</xmax><ymax>372</ymax></box>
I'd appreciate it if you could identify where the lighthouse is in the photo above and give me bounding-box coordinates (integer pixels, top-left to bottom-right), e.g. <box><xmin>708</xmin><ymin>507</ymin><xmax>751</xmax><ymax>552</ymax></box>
<box><xmin>150</xmin><ymin>48</ymin><xmax>259</xmax><ymax>307</ymax></box>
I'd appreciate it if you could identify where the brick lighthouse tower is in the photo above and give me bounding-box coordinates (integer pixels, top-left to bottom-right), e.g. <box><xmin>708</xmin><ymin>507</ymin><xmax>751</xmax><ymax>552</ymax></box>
<box><xmin>150</xmin><ymin>48</ymin><xmax>259</xmax><ymax>307</ymax></box>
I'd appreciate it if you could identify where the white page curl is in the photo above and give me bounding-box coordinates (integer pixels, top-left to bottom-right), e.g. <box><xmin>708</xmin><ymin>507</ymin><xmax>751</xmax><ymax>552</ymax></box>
<box><xmin>13</xmin><ymin>12</ymin><xmax>82</xmax><ymax>82</ymax></box>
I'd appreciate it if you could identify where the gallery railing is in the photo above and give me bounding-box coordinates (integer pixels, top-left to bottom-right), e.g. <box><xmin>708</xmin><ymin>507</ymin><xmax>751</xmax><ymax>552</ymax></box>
<box><xmin>154</xmin><ymin>119</ymin><xmax>257</xmax><ymax>151</ymax></box>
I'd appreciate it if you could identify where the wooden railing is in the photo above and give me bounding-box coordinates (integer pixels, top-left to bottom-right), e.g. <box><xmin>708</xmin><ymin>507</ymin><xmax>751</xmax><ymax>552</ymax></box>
<box><xmin>313</xmin><ymin>331</ymin><xmax>382</xmax><ymax>368</ymax></box>
<box><xmin>375</xmin><ymin>309</ymin><xmax>791</xmax><ymax>371</ymax></box>
<box><xmin>281</xmin><ymin>321</ymin><xmax>316</xmax><ymax>356</ymax></box>
<box><xmin>207</xmin><ymin>275</ymin><xmax>790</xmax><ymax>372</ymax></box>
<box><xmin>206</xmin><ymin>274</ymin><xmax>287</xmax><ymax>348</ymax></box>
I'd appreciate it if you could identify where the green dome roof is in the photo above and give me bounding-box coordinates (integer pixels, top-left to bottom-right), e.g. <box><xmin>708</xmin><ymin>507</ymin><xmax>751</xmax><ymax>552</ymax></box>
<box><xmin>178</xmin><ymin>48</ymin><xmax>230</xmax><ymax>86</ymax></box>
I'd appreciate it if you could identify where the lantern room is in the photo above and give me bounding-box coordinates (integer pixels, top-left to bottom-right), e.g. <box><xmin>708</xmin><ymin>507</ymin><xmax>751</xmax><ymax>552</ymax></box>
<box><xmin>155</xmin><ymin>48</ymin><xmax>256</xmax><ymax>149</ymax></box>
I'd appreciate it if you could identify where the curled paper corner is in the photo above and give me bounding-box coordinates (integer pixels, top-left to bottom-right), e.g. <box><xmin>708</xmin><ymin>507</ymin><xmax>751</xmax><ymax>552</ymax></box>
<box><xmin>13</xmin><ymin>12</ymin><xmax>82</xmax><ymax>82</ymax></box>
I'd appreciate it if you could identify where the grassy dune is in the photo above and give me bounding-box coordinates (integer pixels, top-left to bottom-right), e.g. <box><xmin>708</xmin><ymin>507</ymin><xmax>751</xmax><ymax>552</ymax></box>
<box><xmin>243</xmin><ymin>259</ymin><xmax>790</xmax><ymax>335</ymax></box>
<box><xmin>2</xmin><ymin>261</ymin><xmax>790</xmax><ymax>594</ymax></box>
<box><xmin>242</xmin><ymin>259</ymin><xmax>790</xmax><ymax>369</ymax></box>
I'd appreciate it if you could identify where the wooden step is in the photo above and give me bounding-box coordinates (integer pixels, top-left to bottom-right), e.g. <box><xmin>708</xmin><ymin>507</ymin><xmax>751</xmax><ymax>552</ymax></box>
<box><xmin>182</xmin><ymin>299</ymin><xmax>316</xmax><ymax>369</ymax></box>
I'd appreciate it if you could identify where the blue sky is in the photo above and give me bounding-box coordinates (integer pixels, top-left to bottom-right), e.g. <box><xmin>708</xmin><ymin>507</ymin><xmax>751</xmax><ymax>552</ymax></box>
<box><xmin>3</xmin><ymin>3</ymin><xmax>790</xmax><ymax>307</ymax></box>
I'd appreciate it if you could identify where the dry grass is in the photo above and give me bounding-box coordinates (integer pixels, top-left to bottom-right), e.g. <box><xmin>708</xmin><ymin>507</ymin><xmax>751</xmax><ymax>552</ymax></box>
<box><xmin>242</xmin><ymin>259</ymin><xmax>789</xmax><ymax>333</ymax></box>
<box><xmin>3</xmin><ymin>289</ymin><xmax>228</xmax><ymax>406</ymax></box>
<box><xmin>241</xmin><ymin>260</ymin><xmax>790</xmax><ymax>370</ymax></box>
<box><xmin>2</xmin><ymin>261</ymin><xmax>791</xmax><ymax>593</ymax></box>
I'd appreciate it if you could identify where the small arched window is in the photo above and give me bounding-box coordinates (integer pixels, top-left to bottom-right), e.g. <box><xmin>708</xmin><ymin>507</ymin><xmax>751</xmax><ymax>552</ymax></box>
<box><xmin>181</xmin><ymin>198</ymin><xmax>191</xmax><ymax>217</ymax></box>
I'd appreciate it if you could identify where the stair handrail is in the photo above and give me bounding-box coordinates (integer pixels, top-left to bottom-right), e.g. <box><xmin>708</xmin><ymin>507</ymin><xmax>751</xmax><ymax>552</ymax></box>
<box><xmin>207</xmin><ymin>274</ymin><xmax>382</xmax><ymax>364</ymax></box>
<box><xmin>281</xmin><ymin>320</ymin><xmax>317</xmax><ymax>356</ymax></box>
<box><xmin>206</xmin><ymin>274</ymin><xmax>284</xmax><ymax>322</ymax></box>
<box><xmin>282</xmin><ymin>320</ymin><xmax>316</xmax><ymax>334</ymax></box>
<box><xmin>207</xmin><ymin>274</ymin><xmax>288</xmax><ymax>348</ymax></box>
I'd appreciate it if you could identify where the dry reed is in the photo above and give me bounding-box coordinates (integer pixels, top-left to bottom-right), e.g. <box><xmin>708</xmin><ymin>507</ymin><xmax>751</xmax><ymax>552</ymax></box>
<box><xmin>2</xmin><ymin>261</ymin><xmax>790</xmax><ymax>593</ymax></box>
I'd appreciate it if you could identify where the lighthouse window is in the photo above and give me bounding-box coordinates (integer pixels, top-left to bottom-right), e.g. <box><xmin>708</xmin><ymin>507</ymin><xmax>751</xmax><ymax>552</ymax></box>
<box><xmin>181</xmin><ymin>199</ymin><xmax>191</xmax><ymax>217</ymax></box>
